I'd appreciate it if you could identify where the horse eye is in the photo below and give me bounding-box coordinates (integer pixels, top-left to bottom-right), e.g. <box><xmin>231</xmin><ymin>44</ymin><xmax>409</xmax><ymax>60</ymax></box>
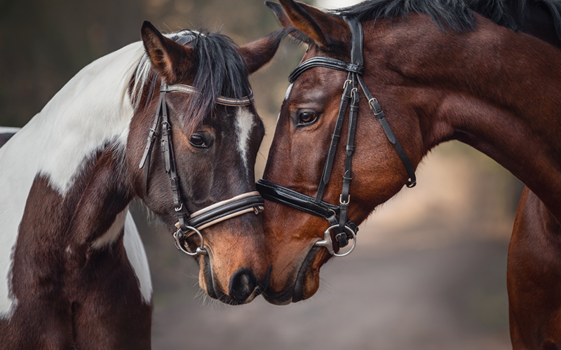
<box><xmin>189</xmin><ymin>134</ymin><xmax>207</xmax><ymax>148</ymax></box>
<box><xmin>298</xmin><ymin>112</ymin><xmax>319</xmax><ymax>126</ymax></box>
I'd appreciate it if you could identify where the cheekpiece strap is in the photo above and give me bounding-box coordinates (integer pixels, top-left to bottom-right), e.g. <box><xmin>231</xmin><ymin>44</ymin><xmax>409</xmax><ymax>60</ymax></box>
<box><xmin>315</xmin><ymin>71</ymin><xmax>353</xmax><ymax>202</ymax></box>
<box><xmin>357</xmin><ymin>76</ymin><xmax>417</xmax><ymax>188</ymax></box>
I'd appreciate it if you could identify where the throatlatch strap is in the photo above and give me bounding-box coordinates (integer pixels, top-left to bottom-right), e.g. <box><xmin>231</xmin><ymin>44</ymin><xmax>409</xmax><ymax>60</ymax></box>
<box><xmin>357</xmin><ymin>76</ymin><xmax>417</xmax><ymax>188</ymax></box>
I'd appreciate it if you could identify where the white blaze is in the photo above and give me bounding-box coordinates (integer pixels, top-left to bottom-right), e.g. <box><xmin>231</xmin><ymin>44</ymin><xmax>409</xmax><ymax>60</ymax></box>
<box><xmin>284</xmin><ymin>83</ymin><xmax>293</xmax><ymax>101</ymax></box>
<box><xmin>235</xmin><ymin>108</ymin><xmax>255</xmax><ymax>174</ymax></box>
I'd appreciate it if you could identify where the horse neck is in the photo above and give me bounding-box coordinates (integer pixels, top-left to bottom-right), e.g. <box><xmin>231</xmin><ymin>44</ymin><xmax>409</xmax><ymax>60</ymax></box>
<box><xmin>0</xmin><ymin>42</ymin><xmax>140</xmax><ymax>251</ymax></box>
<box><xmin>372</xmin><ymin>15</ymin><xmax>561</xmax><ymax>218</ymax></box>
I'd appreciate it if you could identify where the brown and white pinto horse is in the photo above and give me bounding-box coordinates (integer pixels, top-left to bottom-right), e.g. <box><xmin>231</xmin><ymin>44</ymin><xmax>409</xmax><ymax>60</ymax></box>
<box><xmin>261</xmin><ymin>0</ymin><xmax>561</xmax><ymax>348</ymax></box>
<box><xmin>0</xmin><ymin>22</ymin><xmax>283</xmax><ymax>349</ymax></box>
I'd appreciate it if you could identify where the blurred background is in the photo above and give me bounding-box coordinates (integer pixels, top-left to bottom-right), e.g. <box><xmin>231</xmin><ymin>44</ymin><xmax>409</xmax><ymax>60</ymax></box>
<box><xmin>0</xmin><ymin>0</ymin><xmax>523</xmax><ymax>348</ymax></box>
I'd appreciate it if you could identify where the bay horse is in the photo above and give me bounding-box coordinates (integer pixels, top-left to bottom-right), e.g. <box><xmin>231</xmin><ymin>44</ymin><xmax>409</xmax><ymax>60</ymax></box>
<box><xmin>0</xmin><ymin>21</ymin><xmax>283</xmax><ymax>349</ymax></box>
<box><xmin>259</xmin><ymin>0</ymin><xmax>561</xmax><ymax>348</ymax></box>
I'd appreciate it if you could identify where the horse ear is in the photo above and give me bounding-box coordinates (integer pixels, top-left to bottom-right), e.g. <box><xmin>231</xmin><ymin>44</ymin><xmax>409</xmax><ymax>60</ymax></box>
<box><xmin>140</xmin><ymin>21</ymin><xmax>192</xmax><ymax>83</ymax></box>
<box><xmin>265</xmin><ymin>0</ymin><xmax>348</xmax><ymax>49</ymax></box>
<box><xmin>238</xmin><ymin>29</ymin><xmax>286</xmax><ymax>74</ymax></box>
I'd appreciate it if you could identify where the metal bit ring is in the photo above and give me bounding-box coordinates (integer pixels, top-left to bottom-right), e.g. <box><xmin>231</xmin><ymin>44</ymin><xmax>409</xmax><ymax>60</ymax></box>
<box><xmin>315</xmin><ymin>225</ymin><xmax>357</xmax><ymax>257</ymax></box>
<box><xmin>174</xmin><ymin>226</ymin><xmax>207</xmax><ymax>256</ymax></box>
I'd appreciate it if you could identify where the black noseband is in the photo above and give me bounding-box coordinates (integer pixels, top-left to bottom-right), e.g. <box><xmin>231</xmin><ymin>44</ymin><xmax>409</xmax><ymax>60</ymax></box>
<box><xmin>257</xmin><ymin>179</ymin><xmax>339</xmax><ymax>220</ymax></box>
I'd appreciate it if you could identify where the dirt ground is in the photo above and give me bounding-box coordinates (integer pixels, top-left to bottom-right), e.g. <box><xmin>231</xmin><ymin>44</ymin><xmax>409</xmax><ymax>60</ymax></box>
<box><xmin>149</xmin><ymin>238</ymin><xmax>511</xmax><ymax>350</ymax></box>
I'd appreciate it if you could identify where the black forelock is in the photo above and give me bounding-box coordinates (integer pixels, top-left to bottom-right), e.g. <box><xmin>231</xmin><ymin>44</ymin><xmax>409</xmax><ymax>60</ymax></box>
<box><xmin>131</xmin><ymin>29</ymin><xmax>251</xmax><ymax>134</ymax></box>
<box><xmin>179</xmin><ymin>30</ymin><xmax>251</xmax><ymax>133</ymax></box>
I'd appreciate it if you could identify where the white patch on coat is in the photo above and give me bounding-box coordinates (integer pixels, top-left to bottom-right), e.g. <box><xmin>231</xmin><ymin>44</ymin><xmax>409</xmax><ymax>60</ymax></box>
<box><xmin>284</xmin><ymin>83</ymin><xmax>293</xmax><ymax>101</ymax></box>
<box><xmin>0</xmin><ymin>127</ymin><xmax>21</xmax><ymax>134</ymax></box>
<box><xmin>122</xmin><ymin>211</ymin><xmax>152</xmax><ymax>303</ymax></box>
<box><xmin>0</xmin><ymin>40</ymin><xmax>147</xmax><ymax>316</ymax></box>
<box><xmin>0</xmin><ymin>245</ymin><xmax>17</xmax><ymax>320</ymax></box>
<box><xmin>91</xmin><ymin>208</ymin><xmax>128</xmax><ymax>249</ymax></box>
<box><xmin>235</xmin><ymin>108</ymin><xmax>255</xmax><ymax>173</ymax></box>
<box><xmin>35</xmin><ymin>43</ymin><xmax>138</xmax><ymax>195</ymax></box>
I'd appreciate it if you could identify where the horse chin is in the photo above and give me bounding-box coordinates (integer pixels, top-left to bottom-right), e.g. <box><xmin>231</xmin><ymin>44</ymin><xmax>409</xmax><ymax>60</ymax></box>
<box><xmin>197</xmin><ymin>250</ymin><xmax>264</xmax><ymax>305</ymax></box>
<box><xmin>264</xmin><ymin>245</ymin><xmax>331</xmax><ymax>305</ymax></box>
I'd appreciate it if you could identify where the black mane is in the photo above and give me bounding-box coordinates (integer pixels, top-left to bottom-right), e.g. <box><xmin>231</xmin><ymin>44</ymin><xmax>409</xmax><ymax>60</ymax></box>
<box><xmin>332</xmin><ymin>0</ymin><xmax>561</xmax><ymax>36</ymax></box>
<box><xmin>177</xmin><ymin>30</ymin><xmax>251</xmax><ymax>132</ymax></box>
<box><xmin>333</xmin><ymin>0</ymin><xmax>477</xmax><ymax>32</ymax></box>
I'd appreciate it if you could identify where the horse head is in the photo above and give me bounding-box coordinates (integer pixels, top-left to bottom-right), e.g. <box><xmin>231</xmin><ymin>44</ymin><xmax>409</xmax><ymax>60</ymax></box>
<box><xmin>259</xmin><ymin>0</ymin><xmax>561</xmax><ymax>305</ymax></box>
<box><xmin>128</xmin><ymin>22</ymin><xmax>284</xmax><ymax>304</ymax></box>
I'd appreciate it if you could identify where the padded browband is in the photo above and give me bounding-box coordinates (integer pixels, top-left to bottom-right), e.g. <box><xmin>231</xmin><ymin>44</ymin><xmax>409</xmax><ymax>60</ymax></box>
<box><xmin>170</xmin><ymin>34</ymin><xmax>254</xmax><ymax>107</ymax></box>
<box><xmin>288</xmin><ymin>57</ymin><xmax>364</xmax><ymax>84</ymax></box>
<box><xmin>187</xmin><ymin>194</ymin><xmax>264</xmax><ymax>229</ymax></box>
<box><xmin>164</xmin><ymin>84</ymin><xmax>254</xmax><ymax>107</ymax></box>
<box><xmin>256</xmin><ymin>179</ymin><xmax>339</xmax><ymax>219</ymax></box>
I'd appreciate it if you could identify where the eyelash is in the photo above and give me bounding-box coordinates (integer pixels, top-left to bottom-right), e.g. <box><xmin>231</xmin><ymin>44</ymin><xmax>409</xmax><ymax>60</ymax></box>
<box><xmin>297</xmin><ymin>112</ymin><xmax>320</xmax><ymax>126</ymax></box>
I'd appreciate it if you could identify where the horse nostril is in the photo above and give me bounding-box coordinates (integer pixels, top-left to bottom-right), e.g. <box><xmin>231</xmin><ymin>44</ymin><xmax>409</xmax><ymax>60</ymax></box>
<box><xmin>229</xmin><ymin>268</ymin><xmax>257</xmax><ymax>302</ymax></box>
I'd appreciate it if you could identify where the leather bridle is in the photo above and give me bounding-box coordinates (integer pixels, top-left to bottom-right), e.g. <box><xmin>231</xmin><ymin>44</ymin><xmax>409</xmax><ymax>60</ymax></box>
<box><xmin>257</xmin><ymin>18</ymin><xmax>416</xmax><ymax>257</ymax></box>
<box><xmin>139</xmin><ymin>80</ymin><xmax>264</xmax><ymax>257</ymax></box>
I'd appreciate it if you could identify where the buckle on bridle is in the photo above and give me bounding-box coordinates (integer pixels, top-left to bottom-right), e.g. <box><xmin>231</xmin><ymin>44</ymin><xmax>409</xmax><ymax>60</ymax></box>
<box><xmin>368</xmin><ymin>98</ymin><xmax>378</xmax><ymax>110</ymax></box>
<box><xmin>339</xmin><ymin>194</ymin><xmax>350</xmax><ymax>205</ymax></box>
